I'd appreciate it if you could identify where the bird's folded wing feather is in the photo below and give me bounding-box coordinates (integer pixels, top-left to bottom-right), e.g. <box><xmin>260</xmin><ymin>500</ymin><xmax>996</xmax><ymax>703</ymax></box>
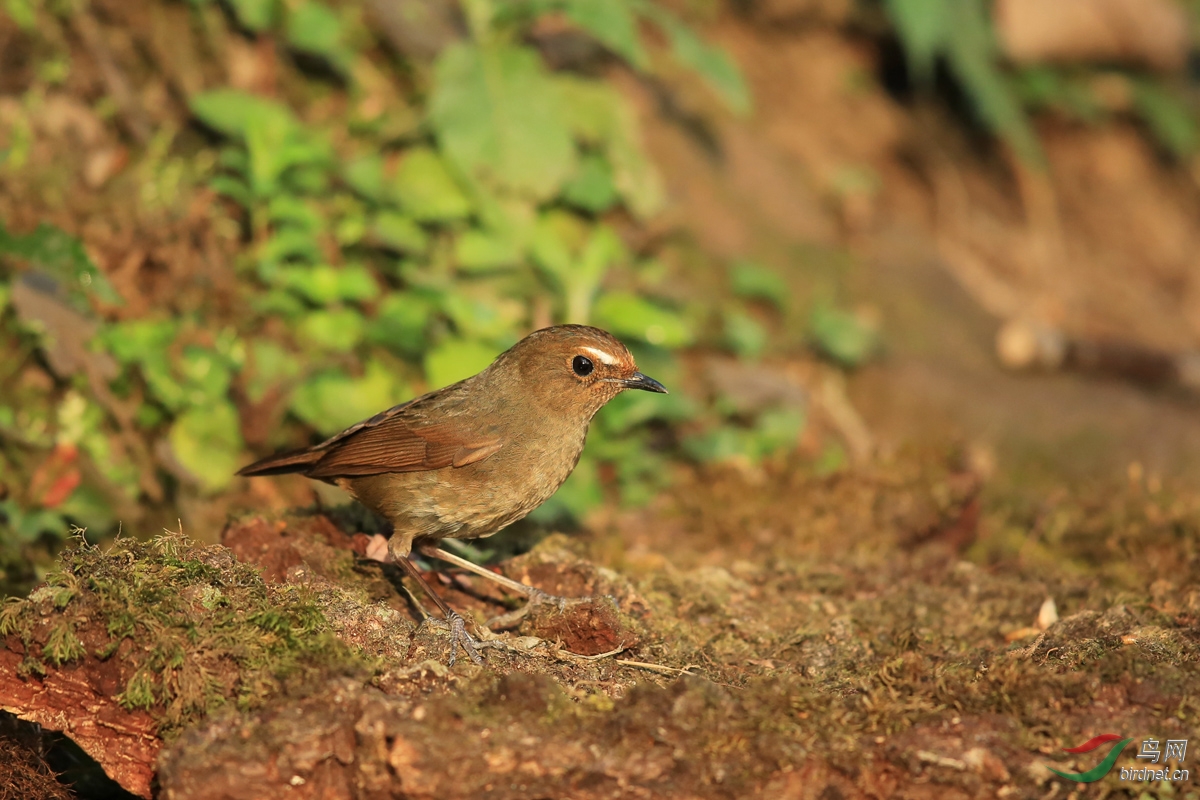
<box><xmin>304</xmin><ymin>397</ymin><xmax>504</xmax><ymax>478</ymax></box>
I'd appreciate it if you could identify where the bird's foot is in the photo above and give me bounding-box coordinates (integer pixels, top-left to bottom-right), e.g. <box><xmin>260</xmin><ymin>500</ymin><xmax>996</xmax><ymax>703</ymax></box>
<box><xmin>486</xmin><ymin>590</ymin><xmax>598</xmax><ymax>630</ymax></box>
<box><xmin>423</xmin><ymin>610</ymin><xmax>484</xmax><ymax>667</ymax></box>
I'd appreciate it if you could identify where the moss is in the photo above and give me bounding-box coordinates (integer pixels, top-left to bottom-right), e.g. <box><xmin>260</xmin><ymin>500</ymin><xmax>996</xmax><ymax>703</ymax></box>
<box><xmin>0</xmin><ymin>598</ymin><xmax>22</xmax><ymax>635</ymax></box>
<box><xmin>119</xmin><ymin>669</ymin><xmax>158</xmax><ymax>710</ymax></box>
<box><xmin>43</xmin><ymin>621</ymin><xmax>85</xmax><ymax>665</ymax></box>
<box><xmin>2</xmin><ymin>532</ymin><xmax>377</xmax><ymax>736</ymax></box>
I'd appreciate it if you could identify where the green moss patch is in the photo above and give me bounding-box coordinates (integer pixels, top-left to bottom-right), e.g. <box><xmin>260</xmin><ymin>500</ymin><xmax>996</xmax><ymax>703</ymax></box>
<box><xmin>0</xmin><ymin>532</ymin><xmax>372</xmax><ymax>736</ymax></box>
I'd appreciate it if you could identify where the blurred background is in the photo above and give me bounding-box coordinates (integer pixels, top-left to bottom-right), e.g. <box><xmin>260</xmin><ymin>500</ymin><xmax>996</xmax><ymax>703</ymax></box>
<box><xmin>2</xmin><ymin>0</ymin><xmax>1200</xmax><ymax>596</ymax></box>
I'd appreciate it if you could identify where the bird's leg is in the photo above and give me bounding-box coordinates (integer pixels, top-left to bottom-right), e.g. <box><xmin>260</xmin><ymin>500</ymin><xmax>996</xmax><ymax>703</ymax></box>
<box><xmin>393</xmin><ymin>555</ymin><xmax>483</xmax><ymax>667</ymax></box>
<box><xmin>416</xmin><ymin>543</ymin><xmax>593</xmax><ymax>629</ymax></box>
<box><xmin>420</xmin><ymin>544</ymin><xmax>548</xmax><ymax>598</ymax></box>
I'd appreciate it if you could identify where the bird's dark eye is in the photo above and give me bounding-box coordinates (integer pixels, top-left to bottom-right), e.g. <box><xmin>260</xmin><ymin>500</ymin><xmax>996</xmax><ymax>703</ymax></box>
<box><xmin>572</xmin><ymin>355</ymin><xmax>594</xmax><ymax>377</ymax></box>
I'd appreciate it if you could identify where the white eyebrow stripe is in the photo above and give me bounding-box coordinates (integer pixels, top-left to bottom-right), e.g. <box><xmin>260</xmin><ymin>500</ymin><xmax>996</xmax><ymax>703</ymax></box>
<box><xmin>581</xmin><ymin>346</ymin><xmax>618</xmax><ymax>365</ymax></box>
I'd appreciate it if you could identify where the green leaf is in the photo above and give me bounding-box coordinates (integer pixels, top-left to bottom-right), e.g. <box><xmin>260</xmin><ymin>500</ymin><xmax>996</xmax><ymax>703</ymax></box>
<box><xmin>267</xmin><ymin>195</ymin><xmax>323</xmax><ymax>231</ymax></box>
<box><xmin>682</xmin><ymin>408</ymin><xmax>803</xmax><ymax>464</ymax></box>
<box><xmin>288</xmin><ymin>162</ymin><xmax>332</xmax><ymax>194</ymax></box>
<box><xmin>135</xmin><ymin>402</ymin><xmax>165</xmax><ymax>429</ymax></box>
<box><xmin>454</xmin><ymin>229</ymin><xmax>521</xmax><ymax>272</ymax></box>
<box><xmin>642</xmin><ymin>7</ymin><xmax>750</xmax><ymax>116</ymax></box>
<box><xmin>143</xmin><ymin>355</ymin><xmax>188</xmax><ymax>411</ymax></box>
<box><xmin>530</xmin><ymin>212</ymin><xmax>619</xmax><ymax>322</ymax></box>
<box><xmin>3</xmin><ymin>0</ymin><xmax>37</xmax><ymax>30</ymax></box>
<box><xmin>563</xmin><ymin>0</ymin><xmax>647</xmax><ymax>69</ymax></box>
<box><xmin>178</xmin><ymin>345</ymin><xmax>234</xmax><ymax>406</ymax></box>
<box><xmin>593</xmin><ymin>292</ymin><xmax>693</xmax><ymax>348</ymax></box>
<box><xmin>277</xmin><ymin>264</ymin><xmax>378</xmax><ymax>304</ymax></box>
<box><xmin>424</xmin><ymin>337</ymin><xmax>496</xmax><ymax>387</ymax></box>
<box><xmin>441</xmin><ymin>292</ymin><xmax>524</xmax><ymax>341</ymax></box>
<box><xmin>430</xmin><ymin>42</ymin><xmax>576</xmax><ymax>199</ymax></box>
<box><xmin>371</xmin><ymin>212</ymin><xmax>430</xmax><ymax>254</ymax></box>
<box><xmin>572</xmin><ymin>226</ymin><xmax>624</xmax><ymax>321</ymax></box>
<box><xmin>366</xmin><ymin>293</ymin><xmax>432</xmax><ymax>356</ymax></box>
<box><xmin>258</xmin><ymin>228</ymin><xmax>323</xmax><ymax>267</ymax></box>
<box><xmin>1133</xmin><ymin>79</ymin><xmax>1198</xmax><ymax>158</ymax></box>
<box><xmin>606</xmin><ymin>122</ymin><xmax>663</xmax><ymax>219</ymax></box>
<box><xmin>752</xmin><ymin>407</ymin><xmax>806</xmax><ymax>458</ymax></box>
<box><xmin>334</xmin><ymin>202</ymin><xmax>368</xmax><ymax>246</ymax></box>
<box><xmin>285</xmin><ymin>0</ymin><xmax>353</xmax><ymax>74</ymax></box>
<box><xmin>56</xmin><ymin>484</ymin><xmax>116</xmax><ymax>532</ymax></box>
<box><xmin>246</xmin><ymin>340</ymin><xmax>301</xmax><ymax>403</ymax></box>
<box><xmin>97</xmin><ymin>319</ymin><xmax>177</xmax><ymax>364</ymax></box>
<box><xmin>562</xmin><ymin>153</ymin><xmax>617</xmax><ymax>213</ymax></box>
<box><xmin>943</xmin><ymin>0</ymin><xmax>1042</xmax><ymax>165</ymax></box>
<box><xmin>343</xmin><ymin>154</ymin><xmax>387</xmax><ymax>202</ymax></box>
<box><xmin>530</xmin><ymin>209</ymin><xmax>589</xmax><ymax>277</ymax></box>
<box><xmin>168</xmin><ymin>401</ymin><xmax>244</xmax><ymax>493</ymax></box>
<box><xmin>218</xmin><ymin>147</ymin><xmax>250</xmax><ymax>174</ymax></box>
<box><xmin>471</xmin><ymin>192</ymin><xmax>538</xmax><ymax>252</ymax></box>
<box><xmin>884</xmin><ymin>0</ymin><xmax>947</xmax><ymax>83</ymax></box>
<box><xmin>808</xmin><ymin>305</ymin><xmax>878</xmax><ymax>368</ymax></box>
<box><xmin>0</xmin><ymin>222</ymin><xmax>123</xmax><ymax>308</ymax></box>
<box><xmin>392</xmin><ymin>148</ymin><xmax>473</xmax><ymax>222</ymax></box>
<box><xmin>192</xmin><ymin>91</ymin><xmax>331</xmax><ymax>197</ymax></box>
<box><xmin>189</xmin><ymin>89</ymin><xmax>298</xmax><ymax>141</ymax></box>
<box><xmin>0</xmin><ymin>500</ymin><xmax>66</xmax><ymax>544</ymax></box>
<box><xmin>1015</xmin><ymin>67</ymin><xmax>1102</xmax><ymax>123</ymax></box>
<box><xmin>247</xmin><ymin>117</ymin><xmax>325</xmax><ymax>199</ymax></box>
<box><xmin>226</xmin><ymin>0</ymin><xmax>278</xmax><ymax>31</ymax></box>
<box><xmin>724</xmin><ymin>309</ymin><xmax>767</xmax><ymax>360</ymax></box>
<box><xmin>557</xmin><ymin>77</ymin><xmax>663</xmax><ymax>218</ymax></box>
<box><xmin>730</xmin><ymin>261</ymin><xmax>788</xmax><ymax>308</ymax></box>
<box><xmin>682</xmin><ymin>426</ymin><xmax>744</xmax><ymax>463</ymax></box>
<box><xmin>290</xmin><ymin>361</ymin><xmax>407</xmax><ymax>435</ymax></box>
<box><xmin>297</xmin><ymin>308</ymin><xmax>365</xmax><ymax>353</ymax></box>
<box><xmin>883</xmin><ymin>0</ymin><xmax>1041</xmax><ymax>164</ymax></box>
<box><xmin>209</xmin><ymin>175</ymin><xmax>252</xmax><ymax>207</ymax></box>
<box><xmin>253</xmin><ymin>288</ymin><xmax>307</xmax><ymax>319</ymax></box>
<box><xmin>558</xmin><ymin>77</ymin><xmax>622</xmax><ymax>144</ymax></box>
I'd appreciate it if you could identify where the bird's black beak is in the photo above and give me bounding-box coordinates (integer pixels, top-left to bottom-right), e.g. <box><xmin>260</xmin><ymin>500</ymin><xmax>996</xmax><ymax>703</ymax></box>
<box><xmin>622</xmin><ymin>372</ymin><xmax>668</xmax><ymax>394</ymax></box>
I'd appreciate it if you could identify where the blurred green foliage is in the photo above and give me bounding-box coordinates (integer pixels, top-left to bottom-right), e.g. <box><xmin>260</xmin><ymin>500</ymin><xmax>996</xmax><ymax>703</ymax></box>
<box><xmin>883</xmin><ymin>0</ymin><xmax>1199</xmax><ymax>162</ymax></box>
<box><xmin>0</xmin><ymin>222</ymin><xmax>122</xmax><ymax>308</ymax></box>
<box><xmin>180</xmin><ymin>0</ymin><xmax>732</xmax><ymax>516</ymax></box>
<box><xmin>0</xmin><ymin>0</ymin><xmax>787</xmax><ymax>578</ymax></box>
<box><xmin>808</xmin><ymin>305</ymin><xmax>880</xmax><ymax>369</ymax></box>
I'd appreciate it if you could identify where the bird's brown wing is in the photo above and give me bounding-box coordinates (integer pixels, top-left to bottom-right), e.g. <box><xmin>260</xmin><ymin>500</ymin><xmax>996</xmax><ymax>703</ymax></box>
<box><xmin>302</xmin><ymin>393</ymin><xmax>504</xmax><ymax>479</ymax></box>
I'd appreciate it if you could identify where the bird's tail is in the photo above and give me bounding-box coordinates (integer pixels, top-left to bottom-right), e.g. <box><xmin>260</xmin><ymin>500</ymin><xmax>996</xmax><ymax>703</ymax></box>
<box><xmin>237</xmin><ymin>448</ymin><xmax>322</xmax><ymax>477</ymax></box>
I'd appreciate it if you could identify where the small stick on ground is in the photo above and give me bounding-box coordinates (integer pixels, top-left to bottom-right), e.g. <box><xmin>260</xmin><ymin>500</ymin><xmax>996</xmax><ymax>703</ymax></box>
<box><xmin>614</xmin><ymin>659</ymin><xmax>702</xmax><ymax>677</ymax></box>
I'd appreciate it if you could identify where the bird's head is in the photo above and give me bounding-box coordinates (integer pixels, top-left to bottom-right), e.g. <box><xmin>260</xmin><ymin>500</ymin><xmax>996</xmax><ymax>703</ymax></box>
<box><xmin>490</xmin><ymin>324</ymin><xmax>668</xmax><ymax>419</ymax></box>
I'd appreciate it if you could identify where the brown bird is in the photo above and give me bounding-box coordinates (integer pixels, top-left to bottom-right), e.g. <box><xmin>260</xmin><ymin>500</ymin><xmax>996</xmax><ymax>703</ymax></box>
<box><xmin>237</xmin><ymin>325</ymin><xmax>667</xmax><ymax>663</ymax></box>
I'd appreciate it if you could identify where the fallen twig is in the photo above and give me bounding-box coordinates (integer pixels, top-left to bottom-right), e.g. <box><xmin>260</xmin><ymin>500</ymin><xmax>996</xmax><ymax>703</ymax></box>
<box><xmin>614</xmin><ymin>659</ymin><xmax>701</xmax><ymax>677</ymax></box>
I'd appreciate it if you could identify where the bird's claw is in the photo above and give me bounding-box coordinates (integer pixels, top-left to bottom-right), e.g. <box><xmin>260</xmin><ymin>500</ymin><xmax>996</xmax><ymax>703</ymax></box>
<box><xmin>424</xmin><ymin>610</ymin><xmax>484</xmax><ymax>666</ymax></box>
